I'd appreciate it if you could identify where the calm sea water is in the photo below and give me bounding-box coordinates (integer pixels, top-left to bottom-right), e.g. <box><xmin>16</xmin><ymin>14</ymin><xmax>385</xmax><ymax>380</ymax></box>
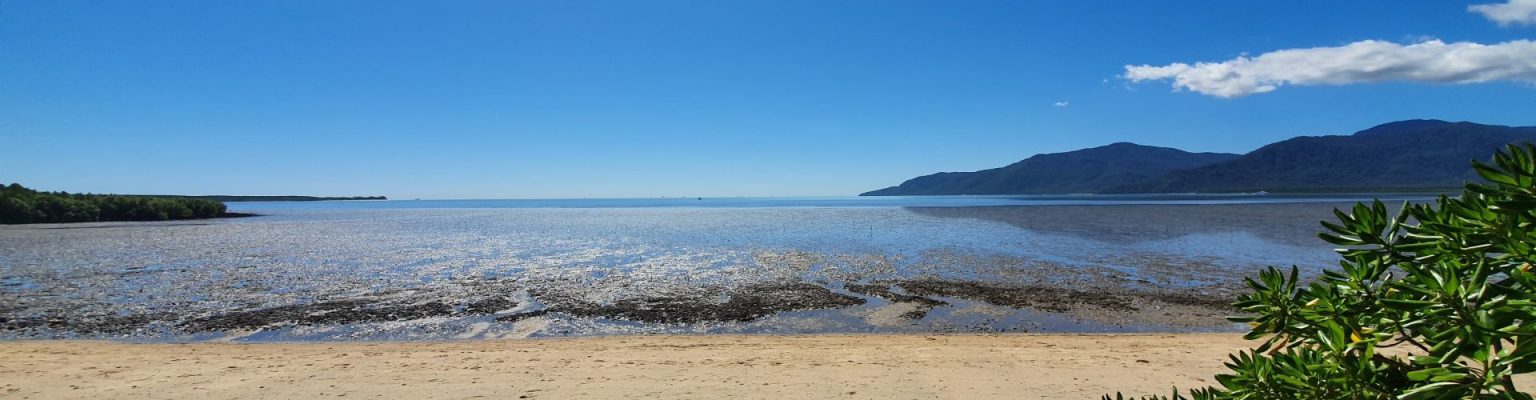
<box><xmin>229</xmin><ymin>194</ymin><xmax>1433</xmax><ymax>210</ymax></box>
<box><xmin>0</xmin><ymin>194</ymin><xmax>1433</xmax><ymax>340</ymax></box>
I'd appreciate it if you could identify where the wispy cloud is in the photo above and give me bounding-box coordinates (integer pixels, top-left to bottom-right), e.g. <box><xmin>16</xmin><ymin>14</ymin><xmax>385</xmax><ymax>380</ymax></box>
<box><xmin>1123</xmin><ymin>39</ymin><xmax>1536</xmax><ymax>98</ymax></box>
<box><xmin>1470</xmin><ymin>0</ymin><xmax>1536</xmax><ymax>26</ymax></box>
<box><xmin>1052</xmin><ymin>101</ymin><xmax>1070</xmax><ymax>107</ymax></box>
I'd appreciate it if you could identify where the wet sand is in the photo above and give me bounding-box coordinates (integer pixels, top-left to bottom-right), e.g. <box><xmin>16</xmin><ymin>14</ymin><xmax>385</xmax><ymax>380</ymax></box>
<box><xmin>0</xmin><ymin>334</ymin><xmax>1271</xmax><ymax>399</ymax></box>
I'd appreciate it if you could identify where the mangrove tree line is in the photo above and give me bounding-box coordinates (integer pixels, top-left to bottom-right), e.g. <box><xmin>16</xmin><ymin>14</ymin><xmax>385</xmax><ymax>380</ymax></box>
<box><xmin>0</xmin><ymin>183</ymin><xmax>228</xmax><ymax>224</ymax></box>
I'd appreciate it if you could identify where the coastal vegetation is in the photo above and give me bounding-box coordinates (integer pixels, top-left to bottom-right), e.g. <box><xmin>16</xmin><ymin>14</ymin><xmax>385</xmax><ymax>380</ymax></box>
<box><xmin>1110</xmin><ymin>144</ymin><xmax>1536</xmax><ymax>399</ymax></box>
<box><xmin>866</xmin><ymin>120</ymin><xmax>1536</xmax><ymax>196</ymax></box>
<box><xmin>0</xmin><ymin>183</ymin><xmax>228</xmax><ymax>224</ymax></box>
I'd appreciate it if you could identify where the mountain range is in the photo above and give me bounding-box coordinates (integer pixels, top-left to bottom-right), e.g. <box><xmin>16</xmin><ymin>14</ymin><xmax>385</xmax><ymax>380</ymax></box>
<box><xmin>860</xmin><ymin>120</ymin><xmax>1536</xmax><ymax>196</ymax></box>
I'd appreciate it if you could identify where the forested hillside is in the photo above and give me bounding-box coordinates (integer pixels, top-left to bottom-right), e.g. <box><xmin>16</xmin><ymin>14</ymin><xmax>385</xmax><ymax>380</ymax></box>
<box><xmin>861</xmin><ymin>143</ymin><xmax>1238</xmax><ymax>195</ymax></box>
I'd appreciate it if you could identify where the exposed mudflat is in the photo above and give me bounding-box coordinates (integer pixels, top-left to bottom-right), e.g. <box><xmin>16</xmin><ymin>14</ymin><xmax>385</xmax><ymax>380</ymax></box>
<box><xmin>0</xmin><ymin>201</ymin><xmax>1364</xmax><ymax>341</ymax></box>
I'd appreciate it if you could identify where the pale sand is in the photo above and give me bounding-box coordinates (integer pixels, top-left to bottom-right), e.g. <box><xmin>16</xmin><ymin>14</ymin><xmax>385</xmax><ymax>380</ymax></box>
<box><xmin>3</xmin><ymin>334</ymin><xmax>1528</xmax><ymax>399</ymax></box>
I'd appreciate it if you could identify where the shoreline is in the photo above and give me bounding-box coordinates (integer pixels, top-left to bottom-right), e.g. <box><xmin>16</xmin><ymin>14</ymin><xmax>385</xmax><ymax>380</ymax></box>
<box><xmin>0</xmin><ymin>333</ymin><xmax>1256</xmax><ymax>399</ymax></box>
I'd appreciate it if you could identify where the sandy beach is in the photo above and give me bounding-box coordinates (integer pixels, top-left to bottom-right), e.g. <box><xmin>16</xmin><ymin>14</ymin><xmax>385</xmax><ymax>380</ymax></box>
<box><xmin>0</xmin><ymin>333</ymin><xmax>1264</xmax><ymax>399</ymax></box>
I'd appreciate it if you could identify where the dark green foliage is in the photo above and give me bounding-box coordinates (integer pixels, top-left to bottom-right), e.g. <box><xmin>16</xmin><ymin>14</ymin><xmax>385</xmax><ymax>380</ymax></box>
<box><xmin>861</xmin><ymin>142</ymin><xmax>1239</xmax><ymax>195</ymax></box>
<box><xmin>1109</xmin><ymin>144</ymin><xmax>1536</xmax><ymax>399</ymax></box>
<box><xmin>0</xmin><ymin>183</ymin><xmax>228</xmax><ymax>224</ymax></box>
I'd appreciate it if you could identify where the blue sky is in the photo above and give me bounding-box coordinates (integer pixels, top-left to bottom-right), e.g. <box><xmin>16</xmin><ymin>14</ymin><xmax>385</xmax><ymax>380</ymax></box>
<box><xmin>2</xmin><ymin>1</ymin><xmax>1534</xmax><ymax>198</ymax></box>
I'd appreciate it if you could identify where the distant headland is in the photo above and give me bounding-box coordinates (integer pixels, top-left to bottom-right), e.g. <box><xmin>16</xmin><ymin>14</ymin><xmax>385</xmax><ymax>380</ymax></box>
<box><xmin>172</xmin><ymin>195</ymin><xmax>388</xmax><ymax>202</ymax></box>
<box><xmin>1</xmin><ymin>183</ymin><xmax>229</xmax><ymax>224</ymax></box>
<box><xmin>0</xmin><ymin>183</ymin><xmax>386</xmax><ymax>224</ymax></box>
<box><xmin>862</xmin><ymin>120</ymin><xmax>1536</xmax><ymax>196</ymax></box>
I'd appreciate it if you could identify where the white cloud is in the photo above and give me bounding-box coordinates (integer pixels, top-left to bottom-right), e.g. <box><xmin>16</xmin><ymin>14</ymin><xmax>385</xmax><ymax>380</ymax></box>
<box><xmin>1470</xmin><ymin>0</ymin><xmax>1536</xmax><ymax>26</ymax></box>
<box><xmin>1052</xmin><ymin>101</ymin><xmax>1070</xmax><ymax>107</ymax></box>
<box><xmin>1123</xmin><ymin>39</ymin><xmax>1536</xmax><ymax>98</ymax></box>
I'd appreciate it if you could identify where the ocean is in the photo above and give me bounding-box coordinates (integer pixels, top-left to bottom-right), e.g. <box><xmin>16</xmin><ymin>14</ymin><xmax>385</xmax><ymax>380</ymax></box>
<box><xmin>0</xmin><ymin>194</ymin><xmax>1432</xmax><ymax>341</ymax></box>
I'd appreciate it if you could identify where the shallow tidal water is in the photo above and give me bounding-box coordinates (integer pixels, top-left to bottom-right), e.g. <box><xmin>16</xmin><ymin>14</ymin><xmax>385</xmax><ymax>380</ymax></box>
<box><xmin>0</xmin><ymin>195</ymin><xmax>1431</xmax><ymax>341</ymax></box>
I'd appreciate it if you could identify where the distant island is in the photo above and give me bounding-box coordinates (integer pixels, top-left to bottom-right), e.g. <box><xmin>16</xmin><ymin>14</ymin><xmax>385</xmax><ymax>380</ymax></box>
<box><xmin>171</xmin><ymin>195</ymin><xmax>387</xmax><ymax>202</ymax></box>
<box><xmin>863</xmin><ymin>120</ymin><xmax>1536</xmax><ymax>196</ymax></box>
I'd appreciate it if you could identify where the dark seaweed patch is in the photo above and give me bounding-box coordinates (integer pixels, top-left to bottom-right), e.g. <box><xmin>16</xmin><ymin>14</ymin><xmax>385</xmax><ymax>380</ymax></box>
<box><xmin>2</xmin><ymin>313</ymin><xmax>168</xmax><ymax>335</ymax></box>
<box><xmin>845</xmin><ymin>283</ymin><xmax>947</xmax><ymax>319</ymax></box>
<box><xmin>845</xmin><ymin>284</ymin><xmax>947</xmax><ymax>307</ymax></box>
<box><xmin>1149</xmin><ymin>291</ymin><xmax>1235</xmax><ymax>309</ymax></box>
<box><xmin>181</xmin><ymin>297</ymin><xmax>516</xmax><ymax>332</ymax></box>
<box><xmin>494</xmin><ymin>309</ymin><xmax>550</xmax><ymax>323</ymax></box>
<box><xmin>535</xmin><ymin>283</ymin><xmax>865</xmax><ymax>324</ymax></box>
<box><xmin>895</xmin><ymin>280</ymin><xmax>1135</xmax><ymax>313</ymax></box>
<box><xmin>462</xmin><ymin>297</ymin><xmax>518</xmax><ymax>315</ymax></box>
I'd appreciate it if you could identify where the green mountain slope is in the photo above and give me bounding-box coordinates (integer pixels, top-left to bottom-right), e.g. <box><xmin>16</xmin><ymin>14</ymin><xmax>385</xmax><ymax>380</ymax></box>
<box><xmin>1109</xmin><ymin>120</ymin><xmax>1536</xmax><ymax>193</ymax></box>
<box><xmin>861</xmin><ymin>143</ymin><xmax>1239</xmax><ymax>195</ymax></box>
<box><xmin>861</xmin><ymin>120</ymin><xmax>1536</xmax><ymax>196</ymax></box>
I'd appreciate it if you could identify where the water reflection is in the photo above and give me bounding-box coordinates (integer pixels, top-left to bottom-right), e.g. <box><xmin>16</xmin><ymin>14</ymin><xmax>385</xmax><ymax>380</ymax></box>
<box><xmin>0</xmin><ymin>198</ymin><xmax>1418</xmax><ymax>340</ymax></box>
<box><xmin>904</xmin><ymin>203</ymin><xmax>1366</xmax><ymax>247</ymax></box>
